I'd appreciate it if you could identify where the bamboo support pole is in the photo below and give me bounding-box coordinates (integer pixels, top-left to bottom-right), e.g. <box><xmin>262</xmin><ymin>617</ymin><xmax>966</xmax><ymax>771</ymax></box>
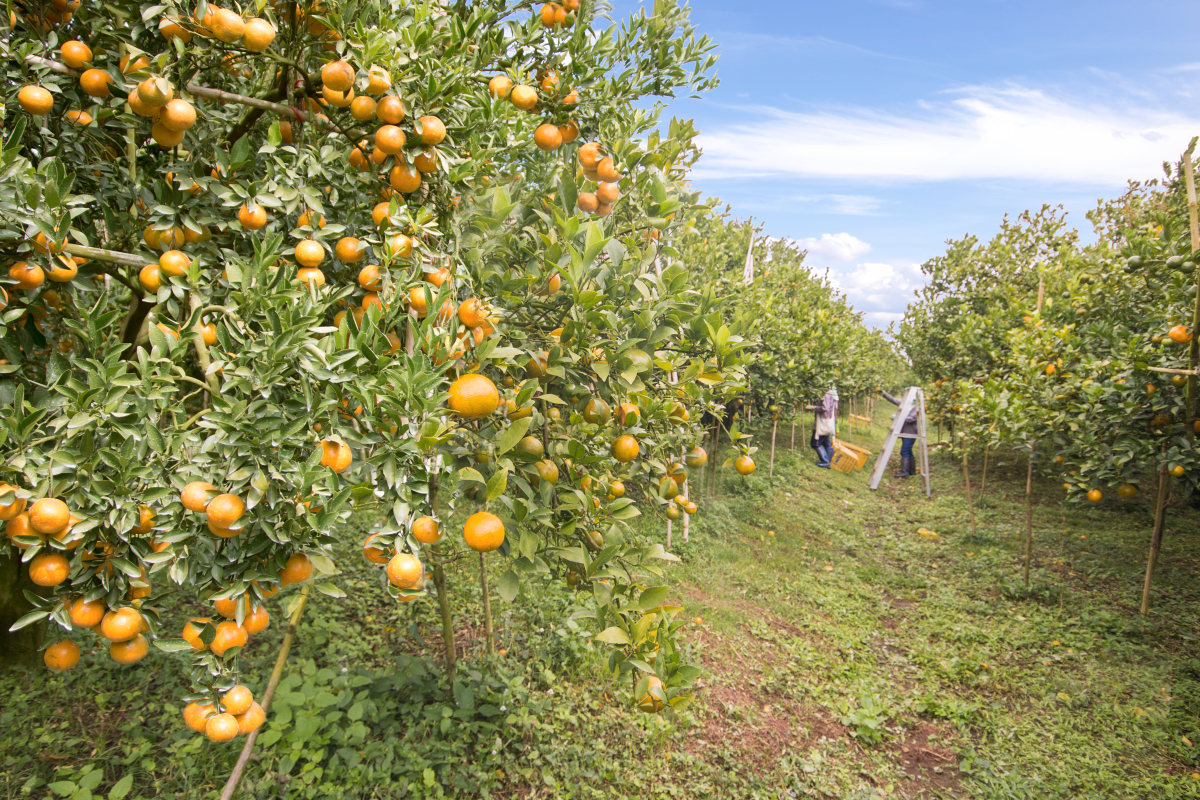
<box><xmin>769</xmin><ymin>419</ymin><xmax>777</xmax><ymax>477</ymax></box>
<box><xmin>962</xmin><ymin>446</ymin><xmax>977</xmax><ymax>537</ymax></box>
<box><xmin>1140</xmin><ymin>463</ymin><xmax>1171</xmax><ymax>616</ymax></box>
<box><xmin>219</xmin><ymin>584</ymin><xmax>311</xmax><ymax>800</ymax></box>
<box><xmin>1023</xmin><ymin>448</ymin><xmax>1035</xmax><ymax>586</ymax></box>
<box><xmin>479</xmin><ymin>552</ymin><xmax>494</xmax><ymax>654</ymax></box>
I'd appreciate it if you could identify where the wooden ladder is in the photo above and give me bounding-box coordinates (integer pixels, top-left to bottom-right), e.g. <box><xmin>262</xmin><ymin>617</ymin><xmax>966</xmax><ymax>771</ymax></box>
<box><xmin>867</xmin><ymin>386</ymin><xmax>931</xmax><ymax>498</ymax></box>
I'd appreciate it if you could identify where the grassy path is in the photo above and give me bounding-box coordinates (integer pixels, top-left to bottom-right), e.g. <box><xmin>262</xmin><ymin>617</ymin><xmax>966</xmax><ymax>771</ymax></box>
<box><xmin>662</xmin><ymin>418</ymin><xmax>1200</xmax><ymax>798</ymax></box>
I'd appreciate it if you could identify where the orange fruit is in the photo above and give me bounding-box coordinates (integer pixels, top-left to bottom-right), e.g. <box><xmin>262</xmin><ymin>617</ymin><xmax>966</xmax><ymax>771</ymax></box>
<box><xmin>0</xmin><ymin>484</ymin><xmax>27</xmax><ymax>521</ymax></box>
<box><xmin>376</xmin><ymin>95</ymin><xmax>405</xmax><ymax>124</ymax></box>
<box><xmin>9</xmin><ymin>261</ymin><xmax>45</xmax><ymax>290</ymax></box>
<box><xmin>576</xmin><ymin>192</ymin><xmax>599</xmax><ymax>214</ymax></box>
<box><xmin>241</xmin><ymin>17</ymin><xmax>275</xmax><ymax>51</ymax></box>
<box><xmin>510</xmin><ymin>85</ymin><xmax>538</xmax><ymax>111</ymax></box>
<box><xmin>159</xmin><ymin>17</ymin><xmax>193</xmax><ymax>41</ymax></box>
<box><xmin>459</xmin><ymin>298</ymin><xmax>487</xmax><ymax>327</ymax></box>
<box><xmin>357</xmin><ymin>263</ymin><xmax>383</xmax><ymax>291</ymax></box>
<box><xmin>376</xmin><ymin>124</ymin><xmax>406</xmax><ymax>154</ymax></box>
<box><xmin>100</xmin><ymin>607</ymin><xmax>142</xmax><ymax>642</ymax></box>
<box><xmin>1169</xmin><ymin>325</ymin><xmax>1194</xmax><ymax>344</ymax></box>
<box><xmin>206</xmin><ymin>712</ymin><xmax>240</xmax><ymax>742</ymax></box>
<box><xmin>335</xmin><ymin>237</ymin><xmax>364</xmax><ymax>264</ymax></box>
<box><xmin>60</xmin><ymin>40</ymin><xmax>92</xmax><ymax>69</ymax></box>
<box><xmin>1171</xmin><ymin>464</ymin><xmax>1186</xmax><ymax>478</ymax></box>
<box><xmin>637</xmin><ymin>676</ymin><xmax>665</xmax><ymax>713</ymax></box>
<box><xmin>236</xmin><ymin>702</ymin><xmax>266</xmax><ymax>734</ymax></box>
<box><xmin>534</xmin><ymin>123</ymin><xmax>562</xmax><ymax>151</ymax></box>
<box><xmin>69</xmin><ymin>597</ymin><xmax>106</xmax><ymax>628</ymax></box>
<box><xmin>29</xmin><ymin>553</ymin><xmax>69</xmax><ymax>586</ymax></box>
<box><xmin>418</xmin><ymin>115</ymin><xmax>446</xmax><ymax>145</ymax></box>
<box><xmin>596</xmin><ymin>157</ymin><xmax>620</xmax><ymax>182</ymax></box>
<box><xmin>8</xmin><ymin>512</ymin><xmax>39</xmax><ymax>549</ymax></box>
<box><xmin>559</xmin><ymin>119</ymin><xmax>580</xmax><ymax>143</ymax></box>
<box><xmin>150</xmin><ymin>121</ymin><xmax>186</xmax><ymax>148</ymax></box>
<box><xmin>389</xmin><ymin>163</ymin><xmax>422</xmax><ymax>194</ymax></box>
<box><xmin>320</xmin><ymin>439</ymin><xmax>353</xmax><ymax>472</ymax></box>
<box><xmin>321</xmin><ymin>59</ymin><xmax>355</xmax><ymax>92</ymax></box>
<box><xmin>535</xmin><ymin>460</ymin><xmax>559</xmax><ymax>485</ymax></box>
<box><xmin>161</xmin><ymin>98</ymin><xmax>196</xmax><ymax>131</ymax></box>
<box><xmin>159</xmin><ymin>249</ymin><xmax>190</xmax><ymax>277</ymax></box>
<box><xmin>280</xmin><ymin>553</ymin><xmax>313</xmax><ymax>586</ymax></box>
<box><xmin>463</xmin><ymin>511</ymin><xmax>505</xmax><ymax>552</ymax></box>
<box><xmin>597</xmin><ymin>182</ymin><xmax>620</xmax><ymax>205</ymax></box>
<box><xmin>184</xmin><ymin>701</ymin><xmax>216</xmax><ymax>732</ymax></box>
<box><xmin>414</xmin><ymin>147</ymin><xmax>438</xmax><ymax>173</ymax></box>
<box><xmin>489</xmin><ymin>75</ymin><xmax>513</xmax><ymax>98</ymax></box>
<box><xmin>294</xmin><ymin>239</ymin><xmax>325</xmax><ymax>268</ymax></box>
<box><xmin>79</xmin><ymin>68</ymin><xmax>113</xmax><ymax>97</ymax></box>
<box><xmin>237</xmin><ymin>202</ymin><xmax>268</xmax><ymax>230</ymax></box>
<box><xmin>412</xmin><ymin>516</ymin><xmax>441</xmax><ymax>544</ymax></box>
<box><xmin>297</xmin><ymin>211</ymin><xmax>326</xmax><ymax>229</ymax></box>
<box><xmin>64</xmin><ymin>109</ymin><xmax>93</xmax><ymax>126</ymax></box>
<box><xmin>210</xmin><ymin>620</ymin><xmax>248</xmax><ymax>657</ymax></box>
<box><xmin>206</xmin><ymin>494</ymin><xmax>245</xmax><ymax>528</ymax></box>
<box><xmin>734</xmin><ymin>455</ymin><xmax>756</xmax><ymax>475</ymax></box>
<box><xmin>385</xmin><ymin>233</ymin><xmax>413</xmax><ymax>257</ymax></box>
<box><xmin>447</xmin><ymin>374</ymin><xmax>500</xmax><ymax>418</ymax></box>
<box><xmin>349</xmin><ymin>95</ymin><xmax>377</xmax><ymax>121</ymax></box>
<box><xmin>615</xmin><ymin>402</ymin><xmax>640</xmax><ymax>427</ymax></box>
<box><xmin>44</xmin><ymin>639</ymin><xmax>81</xmax><ymax>671</ymax></box>
<box><xmin>181</xmin><ymin>481</ymin><xmax>216</xmax><ymax>512</ymax></box>
<box><xmin>47</xmin><ymin>255</ymin><xmax>78</xmax><ymax>282</ymax></box>
<box><xmin>110</xmin><ymin>633</ymin><xmax>149</xmax><ymax>665</ymax></box>
<box><xmin>685</xmin><ymin>447</ymin><xmax>708</xmax><ymax>468</ymax></box>
<box><xmin>244</xmin><ymin>604</ymin><xmax>269</xmax><ymax>635</ymax></box>
<box><xmin>363</xmin><ymin>534</ymin><xmax>391</xmax><ymax>564</ymax></box>
<box><xmin>182</xmin><ymin>617</ymin><xmax>211</xmax><ymax>650</ymax></box>
<box><xmin>1117</xmin><ymin>484</ymin><xmax>1138</xmax><ymax>499</ymax></box>
<box><xmin>579</xmin><ymin>142</ymin><xmax>602</xmax><ymax>168</ymax></box>
<box><xmin>199</xmin><ymin>323</ymin><xmax>218</xmax><ymax>345</ymax></box>
<box><xmin>611</xmin><ymin>434</ymin><xmax>639</xmax><ymax>463</ymax></box>
<box><xmin>365</xmin><ymin>66</ymin><xmax>391</xmax><ymax>95</ymax></box>
<box><xmin>1086</xmin><ymin>489</ymin><xmax>1102</xmax><ymax>502</ymax></box>
<box><xmin>222</xmin><ymin>685</ymin><xmax>254</xmax><ymax>716</ymax></box>
<box><xmin>210</xmin><ymin>8</ymin><xmax>246</xmax><ymax>41</ymax></box>
<box><xmin>29</xmin><ymin>498</ymin><xmax>69</xmax><ymax>534</ymax></box>
<box><xmin>387</xmin><ymin>553</ymin><xmax>423</xmax><ymax>588</ymax></box>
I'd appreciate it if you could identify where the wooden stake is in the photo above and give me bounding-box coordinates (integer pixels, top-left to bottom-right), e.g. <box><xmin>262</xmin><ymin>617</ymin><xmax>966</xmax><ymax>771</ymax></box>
<box><xmin>1140</xmin><ymin>463</ymin><xmax>1171</xmax><ymax>616</ymax></box>
<box><xmin>220</xmin><ymin>584</ymin><xmax>311</xmax><ymax>800</ymax></box>
<box><xmin>980</xmin><ymin>445</ymin><xmax>990</xmax><ymax>497</ymax></box>
<box><xmin>1023</xmin><ymin>447</ymin><xmax>1035</xmax><ymax>587</ymax></box>
<box><xmin>769</xmin><ymin>419</ymin><xmax>778</xmax><ymax>477</ymax></box>
<box><xmin>1184</xmin><ymin>146</ymin><xmax>1200</xmax><ymax>442</ymax></box>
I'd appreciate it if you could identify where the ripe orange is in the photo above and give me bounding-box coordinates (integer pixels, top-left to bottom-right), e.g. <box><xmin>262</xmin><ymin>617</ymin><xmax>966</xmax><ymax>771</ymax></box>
<box><xmin>376</xmin><ymin>95</ymin><xmax>405</xmax><ymax>124</ymax></box>
<box><xmin>510</xmin><ymin>85</ymin><xmax>538</xmax><ymax>111</ymax></box>
<box><xmin>597</xmin><ymin>182</ymin><xmax>620</xmax><ymax>205</ymax></box>
<box><xmin>181</xmin><ymin>481</ymin><xmax>216</xmax><ymax>512</ymax></box>
<box><xmin>210</xmin><ymin>620</ymin><xmax>248</xmax><ymax>657</ymax></box>
<box><xmin>223</xmin><ymin>685</ymin><xmax>254</xmax><ymax>716</ymax></box>
<box><xmin>79</xmin><ymin>68</ymin><xmax>113</xmax><ymax>97</ymax></box>
<box><xmin>412</xmin><ymin>515</ymin><xmax>442</xmax><ymax>544</ymax></box>
<box><xmin>44</xmin><ymin>640</ymin><xmax>81</xmax><ymax>671</ymax></box>
<box><xmin>576</xmin><ymin>192</ymin><xmax>600</xmax><ymax>214</ymax></box>
<box><xmin>0</xmin><ymin>484</ymin><xmax>27</xmax><ymax>521</ymax></box>
<box><xmin>207</xmin><ymin>494</ymin><xmax>245</xmax><ymax>529</ymax></box>
<box><xmin>29</xmin><ymin>552</ymin><xmax>69</xmax><ymax>586</ymax></box>
<box><xmin>734</xmin><ymin>455</ymin><xmax>756</xmax><ymax>475</ymax></box>
<box><xmin>611</xmin><ymin>434</ymin><xmax>639</xmax><ymax>463</ymax></box>
<box><xmin>335</xmin><ymin>237</ymin><xmax>364</xmax><ymax>264</ymax></box>
<box><xmin>60</xmin><ymin>40</ymin><xmax>92</xmax><ymax>69</ymax></box>
<box><xmin>158</xmin><ymin>249</ymin><xmax>190</xmax><ymax>277</ymax></box>
<box><xmin>615</xmin><ymin>402</ymin><xmax>640</xmax><ymax>427</ymax></box>
<box><xmin>463</xmin><ymin>511</ymin><xmax>505</xmax><ymax>552</ymax></box>
<box><xmin>447</xmin><ymin>374</ymin><xmax>500</xmax><ymax>418</ymax></box>
<box><xmin>183</xmin><ymin>617</ymin><xmax>211</xmax><ymax>650</ymax></box>
<box><xmin>376</xmin><ymin>124</ymin><xmax>406</xmax><ymax>154</ymax></box>
<box><xmin>637</xmin><ymin>676</ymin><xmax>666</xmax><ymax>713</ymax></box>
<box><xmin>184</xmin><ymin>701</ymin><xmax>216</xmax><ymax>732</ymax></box>
<box><xmin>320</xmin><ymin>439</ymin><xmax>353</xmax><ymax>472</ymax></box>
<box><xmin>69</xmin><ymin>597</ymin><xmax>105</xmax><ymax>628</ymax></box>
<box><xmin>534</xmin><ymin>123</ymin><xmax>563</xmax><ymax>151</ymax></box>
<box><xmin>199</xmin><ymin>323</ymin><xmax>218</xmax><ymax>346</ymax></box>
<box><xmin>596</xmin><ymin>157</ymin><xmax>621</xmax><ymax>182</ymax></box>
<box><xmin>280</xmin><ymin>553</ymin><xmax>313</xmax><ymax>586</ymax></box>
<box><xmin>210</xmin><ymin>8</ymin><xmax>246</xmax><ymax>42</ymax></box>
<box><xmin>363</xmin><ymin>534</ymin><xmax>391</xmax><ymax>564</ymax></box>
<box><xmin>29</xmin><ymin>498</ymin><xmax>69</xmax><ymax>534</ymax></box>
<box><xmin>414</xmin><ymin>148</ymin><xmax>438</xmax><ymax>173</ymax></box>
<box><xmin>579</xmin><ymin>142</ymin><xmax>602</xmax><ymax>169</ymax></box>
<box><xmin>110</xmin><ymin>633</ymin><xmax>149</xmax><ymax>665</ymax></box>
<box><xmin>159</xmin><ymin>18</ymin><xmax>193</xmax><ymax>41</ymax></box>
<box><xmin>389</xmin><ymin>163</ymin><xmax>422</xmax><ymax>194</ymax></box>
<box><xmin>241</xmin><ymin>17</ymin><xmax>275</xmax><ymax>51</ymax></box>
<box><xmin>559</xmin><ymin>120</ymin><xmax>580</xmax><ymax>143</ymax></box>
<box><xmin>1171</xmin><ymin>464</ymin><xmax>1186</xmax><ymax>478</ymax></box>
<box><xmin>9</xmin><ymin>261</ymin><xmax>45</xmax><ymax>290</ymax></box>
<box><xmin>488</xmin><ymin>75</ymin><xmax>513</xmax><ymax>98</ymax></box>
<box><xmin>160</xmin><ymin>98</ymin><xmax>196</xmax><ymax>131</ymax></box>
<box><xmin>236</xmin><ymin>702</ymin><xmax>266</xmax><ymax>734</ymax></box>
<box><xmin>418</xmin><ymin>115</ymin><xmax>446</xmax><ymax>145</ymax></box>
<box><xmin>244</xmin><ymin>604</ymin><xmax>269</xmax><ymax>635</ymax></box>
<box><xmin>366</xmin><ymin>66</ymin><xmax>391</xmax><ymax>95</ymax></box>
<box><xmin>65</xmin><ymin>109</ymin><xmax>93</xmax><ymax>126</ymax></box>
<box><xmin>386</xmin><ymin>233</ymin><xmax>414</xmax><ymax>257</ymax></box>
<box><xmin>294</xmin><ymin>239</ymin><xmax>326</xmax><ymax>268</ymax></box>
<box><xmin>685</xmin><ymin>446</ymin><xmax>708</xmax><ymax>468</ymax></box>
<box><xmin>238</xmin><ymin>202</ymin><xmax>268</xmax><ymax>230</ymax></box>
<box><xmin>1086</xmin><ymin>489</ymin><xmax>1102</xmax><ymax>503</ymax></box>
<box><xmin>387</xmin><ymin>553</ymin><xmax>423</xmax><ymax>588</ymax></box>
<box><xmin>1169</xmin><ymin>325</ymin><xmax>1194</xmax><ymax>344</ymax></box>
<box><xmin>100</xmin><ymin>607</ymin><xmax>141</xmax><ymax>642</ymax></box>
<box><xmin>297</xmin><ymin>211</ymin><xmax>326</xmax><ymax>229</ymax></box>
<box><xmin>350</xmin><ymin>95</ymin><xmax>377</xmax><ymax>121</ymax></box>
<box><xmin>356</xmin><ymin>263</ymin><xmax>382</xmax><ymax>291</ymax></box>
<box><xmin>150</xmin><ymin>121</ymin><xmax>186</xmax><ymax>148</ymax></box>
<box><xmin>321</xmin><ymin>60</ymin><xmax>355</xmax><ymax>92</ymax></box>
<box><xmin>206</xmin><ymin>712</ymin><xmax>240</xmax><ymax>742</ymax></box>
<box><xmin>459</xmin><ymin>298</ymin><xmax>487</xmax><ymax>327</ymax></box>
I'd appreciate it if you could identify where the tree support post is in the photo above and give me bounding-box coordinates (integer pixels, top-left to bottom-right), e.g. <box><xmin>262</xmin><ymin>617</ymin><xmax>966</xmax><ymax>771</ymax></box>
<box><xmin>1140</xmin><ymin>463</ymin><xmax>1171</xmax><ymax>616</ymax></box>
<box><xmin>479</xmin><ymin>553</ymin><xmax>494</xmax><ymax>654</ymax></box>
<box><xmin>1023</xmin><ymin>446</ymin><xmax>1035</xmax><ymax>587</ymax></box>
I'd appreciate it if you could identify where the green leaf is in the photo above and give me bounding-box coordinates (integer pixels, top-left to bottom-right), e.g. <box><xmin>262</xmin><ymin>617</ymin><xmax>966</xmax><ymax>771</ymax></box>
<box><xmin>496</xmin><ymin>416</ymin><xmax>533</xmax><ymax>454</ymax></box>
<box><xmin>457</xmin><ymin>467</ymin><xmax>486</xmax><ymax>485</ymax></box>
<box><xmin>152</xmin><ymin>638</ymin><xmax>196</xmax><ymax>653</ymax></box>
<box><xmin>594</xmin><ymin>626</ymin><xmax>631</xmax><ymax>645</ymax></box>
<box><xmin>316</xmin><ymin>582</ymin><xmax>347</xmax><ymax>598</ymax></box>
<box><xmin>8</xmin><ymin>608</ymin><xmax>49</xmax><ymax>631</ymax></box>
<box><xmin>637</xmin><ymin>585</ymin><xmax>670</xmax><ymax>610</ymax></box>
<box><xmin>109</xmin><ymin>773</ymin><xmax>134</xmax><ymax>800</ymax></box>
<box><xmin>486</xmin><ymin>469</ymin><xmax>508</xmax><ymax>502</ymax></box>
<box><xmin>496</xmin><ymin>569</ymin><xmax>519</xmax><ymax>603</ymax></box>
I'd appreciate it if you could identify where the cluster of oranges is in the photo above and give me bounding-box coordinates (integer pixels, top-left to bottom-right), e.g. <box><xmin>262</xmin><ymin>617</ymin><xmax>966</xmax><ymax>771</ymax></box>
<box><xmin>3</xmin><ymin>494</ymin><xmax>80</xmax><ymax>586</ymax></box>
<box><xmin>43</xmin><ymin>603</ymin><xmax>150</xmax><ymax>670</ymax></box>
<box><xmin>183</xmin><ymin>684</ymin><xmax>265</xmax><ymax>742</ymax></box>
<box><xmin>575</xmin><ymin>143</ymin><xmax>621</xmax><ymax>217</ymax></box>
<box><xmin>538</xmin><ymin>0</ymin><xmax>580</xmax><ymax>28</ymax></box>
<box><xmin>488</xmin><ymin>68</ymin><xmax>580</xmax><ymax>154</ymax></box>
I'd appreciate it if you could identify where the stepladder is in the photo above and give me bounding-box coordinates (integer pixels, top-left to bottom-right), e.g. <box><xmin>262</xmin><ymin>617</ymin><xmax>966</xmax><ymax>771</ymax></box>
<box><xmin>868</xmin><ymin>386</ymin><xmax>931</xmax><ymax>498</ymax></box>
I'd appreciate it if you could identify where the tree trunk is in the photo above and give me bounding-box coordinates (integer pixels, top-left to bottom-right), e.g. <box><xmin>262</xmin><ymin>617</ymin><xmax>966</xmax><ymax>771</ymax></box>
<box><xmin>980</xmin><ymin>445</ymin><xmax>990</xmax><ymax>497</ymax></box>
<box><xmin>0</xmin><ymin>549</ymin><xmax>45</xmax><ymax>669</ymax></box>
<box><xmin>427</xmin><ymin>473</ymin><xmax>456</xmax><ymax>678</ymax></box>
<box><xmin>1140</xmin><ymin>464</ymin><xmax>1171</xmax><ymax>616</ymax></box>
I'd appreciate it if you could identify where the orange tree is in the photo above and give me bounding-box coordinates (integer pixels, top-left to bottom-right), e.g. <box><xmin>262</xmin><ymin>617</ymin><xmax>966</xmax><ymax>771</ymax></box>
<box><xmin>0</xmin><ymin>0</ymin><xmax>733</xmax><ymax>736</ymax></box>
<box><xmin>900</xmin><ymin>160</ymin><xmax>1200</xmax><ymax>610</ymax></box>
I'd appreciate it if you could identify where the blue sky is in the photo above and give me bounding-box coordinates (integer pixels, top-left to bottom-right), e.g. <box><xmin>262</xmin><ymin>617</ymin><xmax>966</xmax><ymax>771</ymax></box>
<box><xmin>608</xmin><ymin>0</ymin><xmax>1200</xmax><ymax>327</ymax></box>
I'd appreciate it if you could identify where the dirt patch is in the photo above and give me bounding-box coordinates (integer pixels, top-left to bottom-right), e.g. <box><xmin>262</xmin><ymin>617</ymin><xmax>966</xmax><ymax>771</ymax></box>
<box><xmin>889</xmin><ymin>721</ymin><xmax>962</xmax><ymax>796</ymax></box>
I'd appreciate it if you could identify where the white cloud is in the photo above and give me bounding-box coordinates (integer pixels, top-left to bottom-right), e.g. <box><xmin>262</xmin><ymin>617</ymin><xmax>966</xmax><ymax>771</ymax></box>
<box><xmin>693</xmin><ymin>84</ymin><xmax>1200</xmax><ymax>184</ymax></box>
<box><xmin>826</xmin><ymin>261</ymin><xmax>925</xmax><ymax>328</ymax></box>
<box><xmin>793</xmin><ymin>232</ymin><xmax>872</xmax><ymax>262</ymax></box>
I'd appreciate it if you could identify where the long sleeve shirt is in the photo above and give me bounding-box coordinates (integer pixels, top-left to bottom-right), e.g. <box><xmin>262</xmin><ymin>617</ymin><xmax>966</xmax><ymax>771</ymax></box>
<box><xmin>881</xmin><ymin>389</ymin><xmax>919</xmax><ymax>435</ymax></box>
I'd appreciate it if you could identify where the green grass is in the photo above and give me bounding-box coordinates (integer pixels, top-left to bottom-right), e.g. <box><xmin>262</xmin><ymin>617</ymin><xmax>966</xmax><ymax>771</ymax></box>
<box><xmin>3</xmin><ymin>417</ymin><xmax>1199</xmax><ymax>799</ymax></box>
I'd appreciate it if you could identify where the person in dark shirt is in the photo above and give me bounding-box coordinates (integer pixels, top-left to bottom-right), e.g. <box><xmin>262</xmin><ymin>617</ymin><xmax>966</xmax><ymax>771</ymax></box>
<box><xmin>880</xmin><ymin>388</ymin><xmax>918</xmax><ymax>478</ymax></box>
